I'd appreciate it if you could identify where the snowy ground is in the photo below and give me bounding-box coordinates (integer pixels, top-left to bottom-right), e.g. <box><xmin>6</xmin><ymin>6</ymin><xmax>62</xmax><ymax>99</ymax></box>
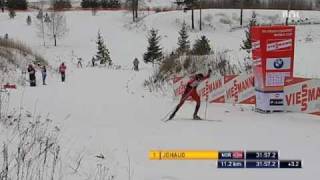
<box><xmin>1</xmin><ymin>8</ymin><xmax>320</xmax><ymax>179</ymax></box>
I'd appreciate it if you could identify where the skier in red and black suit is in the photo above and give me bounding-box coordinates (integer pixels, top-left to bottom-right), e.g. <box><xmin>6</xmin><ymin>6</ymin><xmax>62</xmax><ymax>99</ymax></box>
<box><xmin>168</xmin><ymin>69</ymin><xmax>211</xmax><ymax>120</ymax></box>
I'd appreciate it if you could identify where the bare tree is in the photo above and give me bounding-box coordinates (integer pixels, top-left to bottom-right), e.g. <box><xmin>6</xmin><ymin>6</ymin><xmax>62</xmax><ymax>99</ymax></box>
<box><xmin>45</xmin><ymin>11</ymin><xmax>68</xmax><ymax>46</ymax></box>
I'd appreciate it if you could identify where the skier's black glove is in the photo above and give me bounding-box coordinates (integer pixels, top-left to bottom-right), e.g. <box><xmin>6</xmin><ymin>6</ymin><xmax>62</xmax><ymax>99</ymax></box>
<box><xmin>208</xmin><ymin>69</ymin><xmax>212</xmax><ymax>75</ymax></box>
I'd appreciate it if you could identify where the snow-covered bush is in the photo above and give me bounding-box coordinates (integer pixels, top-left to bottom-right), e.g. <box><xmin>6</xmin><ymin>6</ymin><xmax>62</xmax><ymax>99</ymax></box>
<box><xmin>0</xmin><ymin>106</ymin><xmax>61</xmax><ymax>180</ymax></box>
<box><xmin>144</xmin><ymin>49</ymin><xmax>244</xmax><ymax>94</ymax></box>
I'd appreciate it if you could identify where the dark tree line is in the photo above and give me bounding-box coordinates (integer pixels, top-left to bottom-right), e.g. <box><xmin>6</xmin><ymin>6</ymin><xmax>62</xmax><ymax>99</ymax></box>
<box><xmin>5</xmin><ymin>0</ymin><xmax>28</xmax><ymax>10</ymax></box>
<box><xmin>176</xmin><ymin>0</ymin><xmax>314</xmax><ymax>10</ymax></box>
<box><xmin>81</xmin><ymin>0</ymin><xmax>121</xmax><ymax>9</ymax></box>
<box><xmin>51</xmin><ymin>0</ymin><xmax>72</xmax><ymax>10</ymax></box>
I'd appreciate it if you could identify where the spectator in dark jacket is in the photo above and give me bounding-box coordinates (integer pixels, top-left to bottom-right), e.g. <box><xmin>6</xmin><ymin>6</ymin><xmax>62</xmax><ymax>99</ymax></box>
<box><xmin>27</xmin><ymin>64</ymin><xmax>36</xmax><ymax>87</ymax></box>
<box><xmin>41</xmin><ymin>65</ymin><xmax>47</xmax><ymax>85</ymax></box>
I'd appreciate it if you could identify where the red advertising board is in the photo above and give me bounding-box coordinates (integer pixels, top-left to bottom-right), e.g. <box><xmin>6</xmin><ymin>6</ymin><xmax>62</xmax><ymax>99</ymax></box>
<box><xmin>251</xmin><ymin>26</ymin><xmax>295</xmax><ymax>92</ymax></box>
<box><xmin>251</xmin><ymin>26</ymin><xmax>295</xmax><ymax>111</ymax></box>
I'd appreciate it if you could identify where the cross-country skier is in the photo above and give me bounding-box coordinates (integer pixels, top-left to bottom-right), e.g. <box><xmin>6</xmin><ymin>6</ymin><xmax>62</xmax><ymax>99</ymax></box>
<box><xmin>168</xmin><ymin>69</ymin><xmax>212</xmax><ymax>120</ymax></box>
<box><xmin>27</xmin><ymin>64</ymin><xmax>36</xmax><ymax>87</ymax></box>
<box><xmin>59</xmin><ymin>63</ymin><xmax>67</xmax><ymax>82</ymax></box>
<box><xmin>77</xmin><ymin>58</ymin><xmax>83</xmax><ymax>68</ymax></box>
<box><xmin>41</xmin><ymin>65</ymin><xmax>47</xmax><ymax>85</ymax></box>
<box><xmin>92</xmin><ymin>57</ymin><xmax>96</xmax><ymax>67</ymax></box>
<box><xmin>133</xmin><ymin>58</ymin><xmax>139</xmax><ymax>71</ymax></box>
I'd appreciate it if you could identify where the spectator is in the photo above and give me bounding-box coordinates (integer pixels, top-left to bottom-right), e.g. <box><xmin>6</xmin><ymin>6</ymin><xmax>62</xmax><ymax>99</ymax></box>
<box><xmin>27</xmin><ymin>64</ymin><xmax>36</xmax><ymax>87</ymax></box>
<box><xmin>59</xmin><ymin>62</ymin><xmax>67</xmax><ymax>82</ymax></box>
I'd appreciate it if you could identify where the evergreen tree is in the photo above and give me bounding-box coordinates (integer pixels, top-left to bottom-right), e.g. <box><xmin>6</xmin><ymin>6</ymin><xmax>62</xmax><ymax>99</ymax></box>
<box><xmin>100</xmin><ymin>0</ymin><xmax>109</xmax><ymax>8</ymax></box>
<box><xmin>26</xmin><ymin>15</ymin><xmax>31</xmax><ymax>25</ymax></box>
<box><xmin>0</xmin><ymin>0</ymin><xmax>3</xmax><ymax>10</ymax></box>
<box><xmin>109</xmin><ymin>0</ymin><xmax>120</xmax><ymax>8</ymax></box>
<box><xmin>192</xmin><ymin>35</ymin><xmax>211</xmax><ymax>55</ymax></box>
<box><xmin>177</xmin><ymin>21</ymin><xmax>190</xmax><ymax>54</ymax></box>
<box><xmin>241</xmin><ymin>11</ymin><xmax>257</xmax><ymax>51</ymax></box>
<box><xmin>95</xmin><ymin>31</ymin><xmax>112</xmax><ymax>65</ymax></box>
<box><xmin>81</xmin><ymin>0</ymin><xmax>91</xmax><ymax>8</ymax></box>
<box><xmin>7</xmin><ymin>0</ymin><xmax>28</xmax><ymax>10</ymax></box>
<box><xmin>143</xmin><ymin>28</ymin><xmax>163</xmax><ymax>64</ymax></box>
<box><xmin>51</xmin><ymin>0</ymin><xmax>72</xmax><ymax>10</ymax></box>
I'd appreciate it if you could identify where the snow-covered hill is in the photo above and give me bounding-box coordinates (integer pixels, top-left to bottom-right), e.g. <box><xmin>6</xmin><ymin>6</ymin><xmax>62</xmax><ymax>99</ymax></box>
<box><xmin>1</xmin><ymin>9</ymin><xmax>320</xmax><ymax>76</ymax></box>
<box><xmin>1</xmin><ymin>8</ymin><xmax>320</xmax><ymax>180</ymax></box>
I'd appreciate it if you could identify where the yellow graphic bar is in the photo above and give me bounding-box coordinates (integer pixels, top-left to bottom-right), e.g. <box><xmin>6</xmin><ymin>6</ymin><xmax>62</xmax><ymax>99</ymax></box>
<box><xmin>149</xmin><ymin>150</ymin><xmax>219</xmax><ymax>160</ymax></box>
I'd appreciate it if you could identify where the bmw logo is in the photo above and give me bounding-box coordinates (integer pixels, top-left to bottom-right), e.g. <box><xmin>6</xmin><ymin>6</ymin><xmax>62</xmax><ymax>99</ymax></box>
<box><xmin>274</xmin><ymin>59</ymin><xmax>284</xmax><ymax>69</ymax></box>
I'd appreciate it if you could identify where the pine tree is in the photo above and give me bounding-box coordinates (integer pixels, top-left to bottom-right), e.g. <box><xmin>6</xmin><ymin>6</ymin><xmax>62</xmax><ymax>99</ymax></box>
<box><xmin>177</xmin><ymin>21</ymin><xmax>190</xmax><ymax>54</ymax></box>
<box><xmin>241</xmin><ymin>11</ymin><xmax>257</xmax><ymax>51</ymax></box>
<box><xmin>52</xmin><ymin>0</ymin><xmax>72</xmax><ymax>10</ymax></box>
<box><xmin>0</xmin><ymin>0</ymin><xmax>3</xmax><ymax>10</ymax></box>
<box><xmin>109</xmin><ymin>0</ymin><xmax>121</xmax><ymax>8</ymax></box>
<box><xmin>81</xmin><ymin>0</ymin><xmax>91</xmax><ymax>8</ymax></box>
<box><xmin>143</xmin><ymin>28</ymin><xmax>163</xmax><ymax>64</ymax></box>
<box><xmin>192</xmin><ymin>35</ymin><xmax>211</xmax><ymax>55</ymax></box>
<box><xmin>100</xmin><ymin>0</ymin><xmax>109</xmax><ymax>8</ymax></box>
<box><xmin>95</xmin><ymin>31</ymin><xmax>112</xmax><ymax>66</ymax></box>
<box><xmin>26</xmin><ymin>15</ymin><xmax>31</xmax><ymax>25</ymax></box>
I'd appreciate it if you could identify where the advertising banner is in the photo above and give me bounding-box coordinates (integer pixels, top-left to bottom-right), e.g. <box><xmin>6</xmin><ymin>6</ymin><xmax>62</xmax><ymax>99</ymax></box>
<box><xmin>251</xmin><ymin>25</ymin><xmax>296</xmax><ymax>111</ymax></box>
<box><xmin>284</xmin><ymin>77</ymin><xmax>320</xmax><ymax>116</ymax></box>
<box><xmin>197</xmin><ymin>75</ymin><xmax>225</xmax><ymax>103</ymax></box>
<box><xmin>172</xmin><ymin>75</ymin><xmax>190</xmax><ymax>99</ymax></box>
<box><xmin>174</xmin><ymin>73</ymin><xmax>256</xmax><ymax>105</ymax></box>
<box><xmin>224</xmin><ymin>73</ymin><xmax>256</xmax><ymax>104</ymax></box>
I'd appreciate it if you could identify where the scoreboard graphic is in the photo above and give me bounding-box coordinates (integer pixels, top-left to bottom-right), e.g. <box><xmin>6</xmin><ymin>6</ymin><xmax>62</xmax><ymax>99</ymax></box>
<box><xmin>149</xmin><ymin>150</ymin><xmax>302</xmax><ymax>169</ymax></box>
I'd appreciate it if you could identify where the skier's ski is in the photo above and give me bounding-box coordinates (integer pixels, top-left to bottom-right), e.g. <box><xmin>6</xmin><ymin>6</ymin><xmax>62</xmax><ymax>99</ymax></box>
<box><xmin>163</xmin><ymin>118</ymin><xmax>222</xmax><ymax>123</ymax></box>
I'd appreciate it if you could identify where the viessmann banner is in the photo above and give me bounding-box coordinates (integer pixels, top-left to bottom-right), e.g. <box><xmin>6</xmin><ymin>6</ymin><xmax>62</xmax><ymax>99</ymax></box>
<box><xmin>173</xmin><ymin>72</ymin><xmax>256</xmax><ymax>105</ymax></box>
<box><xmin>284</xmin><ymin>77</ymin><xmax>320</xmax><ymax>116</ymax></box>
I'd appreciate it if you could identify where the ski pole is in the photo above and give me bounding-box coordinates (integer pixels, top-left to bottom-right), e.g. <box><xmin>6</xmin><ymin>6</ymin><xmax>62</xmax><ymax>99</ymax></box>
<box><xmin>204</xmin><ymin>95</ymin><xmax>208</xmax><ymax>120</ymax></box>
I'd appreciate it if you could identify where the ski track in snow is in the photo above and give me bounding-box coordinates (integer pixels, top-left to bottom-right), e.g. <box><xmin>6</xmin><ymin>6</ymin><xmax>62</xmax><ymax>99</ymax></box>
<box><xmin>4</xmin><ymin>67</ymin><xmax>320</xmax><ymax>180</ymax></box>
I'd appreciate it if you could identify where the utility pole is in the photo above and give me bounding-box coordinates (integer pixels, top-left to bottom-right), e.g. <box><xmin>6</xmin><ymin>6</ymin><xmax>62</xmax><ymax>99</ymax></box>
<box><xmin>191</xmin><ymin>3</ymin><xmax>194</xmax><ymax>29</ymax></box>
<box><xmin>285</xmin><ymin>0</ymin><xmax>291</xmax><ymax>25</ymax></box>
<box><xmin>199</xmin><ymin>0</ymin><xmax>202</xmax><ymax>31</ymax></box>
<box><xmin>132</xmin><ymin>0</ymin><xmax>135</xmax><ymax>22</ymax></box>
<box><xmin>240</xmin><ymin>0</ymin><xmax>243</xmax><ymax>26</ymax></box>
<box><xmin>135</xmin><ymin>0</ymin><xmax>138</xmax><ymax>19</ymax></box>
